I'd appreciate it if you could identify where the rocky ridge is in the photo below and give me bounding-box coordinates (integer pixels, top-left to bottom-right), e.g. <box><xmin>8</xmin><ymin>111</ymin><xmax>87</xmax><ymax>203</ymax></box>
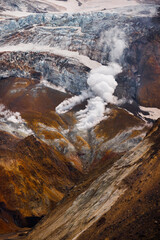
<box><xmin>25</xmin><ymin>119</ymin><xmax>160</xmax><ymax>240</ymax></box>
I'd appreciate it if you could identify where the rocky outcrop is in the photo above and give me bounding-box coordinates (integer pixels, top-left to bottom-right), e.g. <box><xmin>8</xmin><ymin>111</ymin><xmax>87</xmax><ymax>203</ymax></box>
<box><xmin>0</xmin><ymin>131</ymin><xmax>83</xmax><ymax>232</ymax></box>
<box><xmin>0</xmin><ymin>52</ymin><xmax>89</xmax><ymax>94</ymax></box>
<box><xmin>76</xmin><ymin>120</ymin><xmax>160</xmax><ymax>240</ymax></box>
<box><xmin>123</xmin><ymin>30</ymin><xmax>160</xmax><ymax>108</ymax></box>
<box><xmin>25</xmin><ymin>119</ymin><xmax>160</xmax><ymax>240</ymax></box>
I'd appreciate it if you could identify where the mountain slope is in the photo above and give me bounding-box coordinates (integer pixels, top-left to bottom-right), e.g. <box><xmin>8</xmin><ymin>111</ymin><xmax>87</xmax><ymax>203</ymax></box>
<box><xmin>25</xmin><ymin>119</ymin><xmax>160</xmax><ymax>240</ymax></box>
<box><xmin>0</xmin><ymin>0</ymin><xmax>160</xmax><ymax>238</ymax></box>
<box><xmin>0</xmin><ymin>76</ymin><xmax>147</xmax><ymax>235</ymax></box>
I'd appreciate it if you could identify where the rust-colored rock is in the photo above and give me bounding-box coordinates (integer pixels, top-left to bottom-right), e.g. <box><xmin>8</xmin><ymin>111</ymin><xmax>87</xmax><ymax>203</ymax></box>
<box><xmin>131</xmin><ymin>36</ymin><xmax>160</xmax><ymax>108</ymax></box>
<box><xmin>25</xmin><ymin>120</ymin><xmax>160</xmax><ymax>240</ymax></box>
<box><xmin>0</xmin><ymin>132</ymin><xmax>83</xmax><ymax>232</ymax></box>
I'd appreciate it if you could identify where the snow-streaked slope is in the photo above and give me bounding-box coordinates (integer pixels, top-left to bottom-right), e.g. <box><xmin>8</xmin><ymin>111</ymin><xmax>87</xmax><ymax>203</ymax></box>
<box><xmin>0</xmin><ymin>104</ymin><xmax>33</xmax><ymax>137</ymax></box>
<box><xmin>0</xmin><ymin>43</ymin><xmax>101</xmax><ymax>69</ymax></box>
<box><xmin>26</xmin><ymin>130</ymin><xmax>155</xmax><ymax>240</ymax></box>
<box><xmin>0</xmin><ymin>0</ymin><xmax>140</xmax><ymax>14</ymax></box>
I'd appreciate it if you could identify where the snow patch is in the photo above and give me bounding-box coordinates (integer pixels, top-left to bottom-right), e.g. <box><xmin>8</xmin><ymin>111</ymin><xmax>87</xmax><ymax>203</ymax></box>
<box><xmin>37</xmin><ymin>0</ymin><xmax>139</xmax><ymax>13</ymax></box>
<box><xmin>139</xmin><ymin>106</ymin><xmax>160</xmax><ymax>121</ymax></box>
<box><xmin>40</xmin><ymin>79</ymin><xmax>66</xmax><ymax>93</ymax></box>
<box><xmin>0</xmin><ymin>104</ymin><xmax>24</xmax><ymax>124</ymax></box>
<box><xmin>0</xmin><ymin>11</ymin><xmax>34</xmax><ymax>18</ymax></box>
<box><xmin>0</xmin><ymin>104</ymin><xmax>33</xmax><ymax>137</ymax></box>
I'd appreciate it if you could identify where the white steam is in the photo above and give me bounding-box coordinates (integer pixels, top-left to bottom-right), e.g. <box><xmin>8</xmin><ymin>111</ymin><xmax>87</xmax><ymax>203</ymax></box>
<box><xmin>76</xmin><ymin>97</ymin><xmax>109</xmax><ymax>130</ymax></box>
<box><xmin>99</xmin><ymin>27</ymin><xmax>127</xmax><ymax>62</ymax></box>
<box><xmin>56</xmin><ymin>90</ymin><xmax>93</xmax><ymax>114</ymax></box>
<box><xmin>56</xmin><ymin>62</ymin><xmax>123</xmax><ymax>130</ymax></box>
<box><xmin>87</xmin><ymin>63</ymin><xmax>122</xmax><ymax>103</ymax></box>
<box><xmin>56</xmin><ymin>27</ymin><xmax>127</xmax><ymax>130</ymax></box>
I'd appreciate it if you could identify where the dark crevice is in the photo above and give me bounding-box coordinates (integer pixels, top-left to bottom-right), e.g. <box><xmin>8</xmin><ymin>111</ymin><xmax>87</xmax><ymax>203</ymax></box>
<box><xmin>0</xmin><ymin>202</ymin><xmax>43</xmax><ymax>228</ymax></box>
